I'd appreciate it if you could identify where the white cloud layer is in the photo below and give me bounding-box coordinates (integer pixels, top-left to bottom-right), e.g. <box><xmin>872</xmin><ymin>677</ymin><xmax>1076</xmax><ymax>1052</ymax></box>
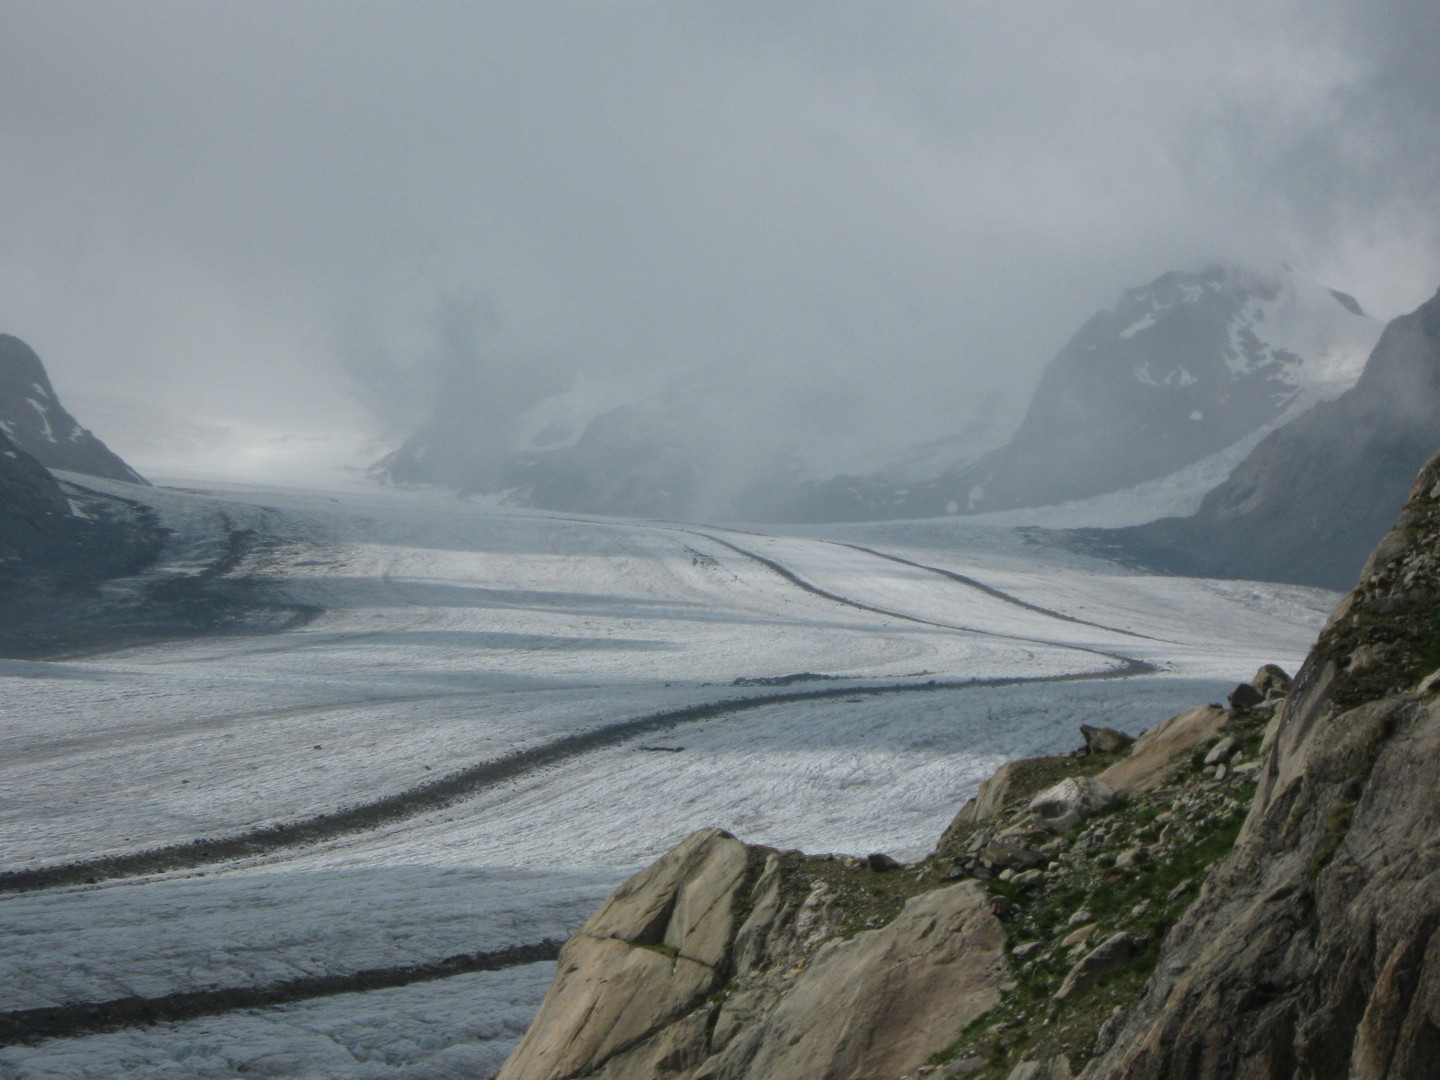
<box><xmin>1</xmin><ymin>1</ymin><xmax>1436</xmax><ymax>477</ymax></box>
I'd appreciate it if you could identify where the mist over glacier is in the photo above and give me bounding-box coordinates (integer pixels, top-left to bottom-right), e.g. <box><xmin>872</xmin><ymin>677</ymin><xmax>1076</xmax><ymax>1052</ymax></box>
<box><xmin>1</xmin><ymin>2</ymin><xmax>1438</xmax><ymax>492</ymax></box>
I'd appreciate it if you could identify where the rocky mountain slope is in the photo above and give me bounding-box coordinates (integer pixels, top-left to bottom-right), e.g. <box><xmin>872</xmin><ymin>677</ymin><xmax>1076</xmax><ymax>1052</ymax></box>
<box><xmin>781</xmin><ymin>266</ymin><xmax>1378</xmax><ymax>523</ymax></box>
<box><xmin>0</xmin><ymin>431</ymin><xmax>164</xmax><ymax>650</ymax></box>
<box><xmin>492</xmin><ymin>448</ymin><xmax>1440</xmax><ymax>1079</ymax></box>
<box><xmin>0</xmin><ymin>334</ymin><xmax>146</xmax><ymax>484</ymax></box>
<box><xmin>1081</xmin><ymin>450</ymin><xmax>1440</xmax><ymax>1080</ymax></box>
<box><xmin>0</xmin><ymin>455</ymin><xmax>316</xmax><ymax>658</ymax></box>
<box><xmin>1101</xmin><ymin>286</ymin><xmax>1440</xmax><ymax>591</ymax></box>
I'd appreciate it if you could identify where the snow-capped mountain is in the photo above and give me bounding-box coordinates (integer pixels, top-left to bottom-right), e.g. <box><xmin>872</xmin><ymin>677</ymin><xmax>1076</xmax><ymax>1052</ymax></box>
<box><xmin>956</xmin><ymin>265</ymin><xmax>1379</xmax><ymax>513</ymax></box>
<box><xmin>0</xmin><ymin>334</ymin><xmax>147</xmax><ymax>484</ymax></box>
<box><xmin>1109</xmin><ymin>284</ymin><xmax>1440</xmax><ymax>589</ymax></box>
<box><xmin>781</xmin><ymin>266</ymin><xmax>1380</xmax><ymax>523</ymax></box>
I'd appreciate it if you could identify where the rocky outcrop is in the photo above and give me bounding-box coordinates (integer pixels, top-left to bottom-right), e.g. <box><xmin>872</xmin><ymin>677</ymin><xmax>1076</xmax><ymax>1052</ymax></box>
<box><xmin>0</xmin><ymin>334</ymin><xmax>145</xmax><ymax>484</ymax></box>
<box><xmin>1081</xmin><ymin>448</ymin><xmax>1440</xmax><ymax>1079</ymax></box>
<box><xmin>497</xmin><ymin>682</ymin><xmax>1261</xmax><ymax>1080</ymax></box>
<box><xmin>497</xmin><ymin>830</ymin><xmax>1009</xmax><ymax>1080</ymax></box>
<box><xmin>731</xmin><ymin>882</ymin><xmax>1007</xmax><ymax>1080</ymax></box>
<box><xmin>1054</xmin><ymin>933</ymin><xmax>1149</xmax><ymax>1002</ymax></box>
<box><xmin>498</xmin><ymin>829</ymin><xmax>752</xmax><ymax>1080</ymax></box>
<box><xmin>1008</xmin><ymin>1060</ymin><xmax>1074</xmax><ymax>1080</ymax></box>
<box><xmin>1094</xmin><ymin>705</ymin><xmax>1228</xmax><ymax>796</ymax></box>
<box><xmin>1110</xmin><ymin>286</ymin><xmax>1440</xmax><ymax>589</ymax></box>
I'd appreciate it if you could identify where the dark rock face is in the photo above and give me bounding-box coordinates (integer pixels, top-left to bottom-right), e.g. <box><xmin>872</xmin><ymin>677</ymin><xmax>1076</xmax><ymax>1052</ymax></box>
<box><xmin>0</xmin><ymin>335</ymin><xmax>146</xmax><ymax>484</ymax></box>
<box><xmin>776</xmin><ymin>266</ymin><xmax>1375</xmax><ymax>523</ymax></box>
<box><xmin>1110</xmin><ymin>288</ymin><xmax>1440</xmax><ymax>590</ymax></box>
<box><xmin>0</xmin><ymin>444</ymin><xmax>315</xmax><ymax>658</ymax></box>
<box><xmin>1080</xmin><ymin>724</ymin><xmax>1136</xmax><ymax>754</ymax></box>
<box><xmin>1082</xmin><ymin>449</ymin><xmax>1440</xmax><ymax>1080</ymax></box>
<box><xmin>0</xmin><ymin>430</ymin><xmax>87</xmax><ymax>569</ymax></box>
<box><xmin>0</xmin><ymin>430</ymin><xmax>159</xmax><ymax>589</ymax></box>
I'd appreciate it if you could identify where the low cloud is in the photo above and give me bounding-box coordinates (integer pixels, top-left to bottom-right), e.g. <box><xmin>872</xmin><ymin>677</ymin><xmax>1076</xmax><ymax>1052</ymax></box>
<box><xmin>1</xmin><ymin>2</ymin><xmax>1435</xmax><ymax>479</ymax></box>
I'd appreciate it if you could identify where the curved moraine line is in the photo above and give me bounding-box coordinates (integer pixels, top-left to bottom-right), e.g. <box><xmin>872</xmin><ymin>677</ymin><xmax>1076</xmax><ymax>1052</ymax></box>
<box><xmin>827</xmin><ymin>540</ymin><xmax>1164</xmax><ymax>641</ymax></box>
<box><xmin>682</xmin><ymin>529</ymin><xmax>1158</xmax><ymax>662</ymax></box>
<box><xmin>0</xmin><ymin>661</ymin><xmax>1152</xmax><ymax>895</ymax></box>
<box><xmin>0</xmin><ymin>940</ymin><xmax>564</xmax><ymax>1048</ymax></box>
<box><xmin>2</xmin><ymin>526</ymin><xmax>1155</xmax><ymax>893</ymax></box>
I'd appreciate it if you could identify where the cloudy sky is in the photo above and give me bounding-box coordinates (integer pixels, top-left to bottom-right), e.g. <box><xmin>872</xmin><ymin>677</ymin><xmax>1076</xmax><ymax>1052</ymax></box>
<box><xmin>1</xmin><ymin>1</ymin><xmax>1437</xmax><ymax>479</ymax></box>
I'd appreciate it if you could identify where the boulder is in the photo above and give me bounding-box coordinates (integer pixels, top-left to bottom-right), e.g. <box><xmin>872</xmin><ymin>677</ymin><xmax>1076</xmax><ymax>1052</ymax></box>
<box><xmin>733</xmin><ymin>883</ymin><xmax>1009</xmax><ymax>1080</ymax></box>
<box><xmin>946</xmin><ymin>755</ymin><xmax>1068</xmax><ymax>829</ymax></box>
<box><xmin>1080</xmin><ymin>725</ymin><xmax>1136</xmax><ymax>754</ymax></box>
<box><xmin>1028</xmin><ymin>777</ymin><xmax>1119</xmax><ymax>833</ymax></box>
<box><xmin>979</xmin><ymin>840</ymin><xmax>1049</xmax><ymax>872</ymax></box>
<box><xmin>1113</xmin><ymin>847</ymin><xmax>1146</xmax><ymax>869</ymax></box>
<box><xmin>1054</xmin><ymin>932</ymin><xmax>1148</xmax><ymax>1001</ymax></box>
<box><xmin>1252</xmin><ymin>663</ymin><xmax>1292</xmax><ymax>699</ymax></box>
<box><xmin>1097</xmin><ymin>705</ymin><xmax>1228</xmax><ymax>796</ymax></box>
<box><xmin>497</xmin><ymin>829</ymin><xmax>750</xmax><ymax>1080</ymax></box>
<box><xmin>1202</xmin><ymin>736</ymin><xmax>1239</xmax><ymax>767</ymax></box>
<box><xmin>1226</xmin><ymin>682</ymin><xmax>1265</xmax><ymax>709</ymax></box>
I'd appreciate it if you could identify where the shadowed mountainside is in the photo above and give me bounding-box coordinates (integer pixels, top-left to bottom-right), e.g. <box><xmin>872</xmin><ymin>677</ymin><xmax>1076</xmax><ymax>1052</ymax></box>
<box><xmin>0</xmin><ymin>431</ymin><xmax>156</xmax><ymax>585</ymax></box>
<box><xmin>0</xmin><ymin>334</ymin><xmax>146</xmax><ymax>484</ymax></box>
<box><xmin>1106</xmin><ymin>286</ymin><xmax>1440</xmax><ymax>590</ymax></box>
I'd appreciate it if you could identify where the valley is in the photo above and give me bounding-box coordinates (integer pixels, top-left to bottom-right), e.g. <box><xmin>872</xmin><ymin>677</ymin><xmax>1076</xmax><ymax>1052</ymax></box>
<box><xmin>0</xmin><ymin>477</ymin><xmax>1334</xmax><ymax>1078</ymax></box>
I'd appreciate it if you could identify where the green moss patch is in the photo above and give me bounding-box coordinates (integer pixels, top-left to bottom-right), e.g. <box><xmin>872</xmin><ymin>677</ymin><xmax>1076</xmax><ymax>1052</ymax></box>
<box><xmin>926</xmin><ymin>708</ymin><xmax>1268</xmax><ymax>1078</ymax></box>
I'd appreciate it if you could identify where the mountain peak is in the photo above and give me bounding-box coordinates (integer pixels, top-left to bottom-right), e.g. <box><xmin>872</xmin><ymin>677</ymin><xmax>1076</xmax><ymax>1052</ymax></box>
<box><xmin>0</xmin><ymin>335</ymin><xmax>147</xmax><ymax>485</ymax></box>
<box><xmin>784</xmin><ymin>264</ymin><xmax>1381</xmax><ymax>524</ymax></box>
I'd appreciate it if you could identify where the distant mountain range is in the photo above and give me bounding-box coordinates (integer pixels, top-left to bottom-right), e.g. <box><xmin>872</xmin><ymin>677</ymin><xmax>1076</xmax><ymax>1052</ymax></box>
<box><xmin>383</xmin><ymin>381</ymin><xmax>729</xmax><ymax>519</ymax></box>
<box><xmin>378</xmin><ymin>264</ymin><xmax>1440</xmax><ymax>592</ymax></box>
<box><xmin>379</xmin><ymin>265</ymin><xmax>1383</xmax><ymax>527</ymax></box>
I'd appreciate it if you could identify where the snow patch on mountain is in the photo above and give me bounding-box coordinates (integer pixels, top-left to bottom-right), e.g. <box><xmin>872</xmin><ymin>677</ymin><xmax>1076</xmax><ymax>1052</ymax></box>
<box><xmin>0</xmin><ymin>335</ymin><xmax>147</xmax><ymax>484</ymax></box>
